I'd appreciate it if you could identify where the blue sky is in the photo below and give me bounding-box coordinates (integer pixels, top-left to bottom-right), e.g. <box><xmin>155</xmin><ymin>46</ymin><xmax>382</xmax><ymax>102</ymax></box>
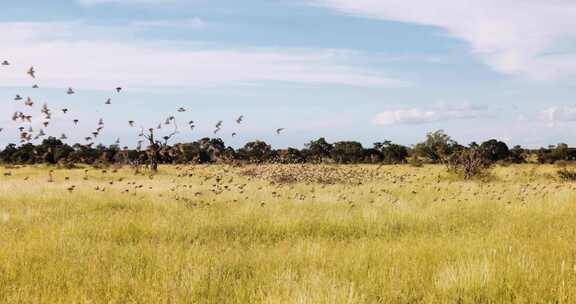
<box><xmin>1</xmin><ymin>0</ymin><xmax>576</xmax><ymax>148</ymax></box>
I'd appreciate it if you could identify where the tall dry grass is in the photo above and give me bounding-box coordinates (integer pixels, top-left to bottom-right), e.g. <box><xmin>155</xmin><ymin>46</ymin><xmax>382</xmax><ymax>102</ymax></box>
<box><xmin>0</xmin><ymin>164</ymin><xmax>575</xmax><ymax>303</ymax></box>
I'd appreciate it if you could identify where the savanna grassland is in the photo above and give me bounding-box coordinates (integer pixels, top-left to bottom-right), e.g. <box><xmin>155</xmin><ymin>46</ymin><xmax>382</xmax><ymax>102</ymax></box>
<box><xmin>1</xmin><ymin>164</ymin><xmax>576</xmax><ymax>303</ymax></box>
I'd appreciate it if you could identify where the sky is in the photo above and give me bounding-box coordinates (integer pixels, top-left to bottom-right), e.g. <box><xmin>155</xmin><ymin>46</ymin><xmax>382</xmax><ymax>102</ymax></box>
<box><xmin>1</xmin><ymin>0</ymin><xmax>576</xmax><ymax>149</ymax></box>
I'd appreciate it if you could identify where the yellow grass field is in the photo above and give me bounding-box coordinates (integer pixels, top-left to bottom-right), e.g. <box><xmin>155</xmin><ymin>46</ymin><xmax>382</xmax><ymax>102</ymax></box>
<box><xmin>1</xmin><ymin>164</ymin><xmax>575</xmax><ymax>303</ymax></box>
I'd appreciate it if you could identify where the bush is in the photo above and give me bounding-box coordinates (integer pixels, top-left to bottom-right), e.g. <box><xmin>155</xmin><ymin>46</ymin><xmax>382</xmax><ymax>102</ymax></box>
<box><xmin>558</xmin><ymin>168</ymin><xmax>576</xmax><ymax>181</ymax></box>
<box><xmin>408</xmin><ymin>154</ymin><xmax>423</xmax><ymax>167</ymax></box>
<box><xmin>554</xmin><ymin>160</ymin><xmax>576</xmax><ymax>168</ymax></box>
<box><xmin>446</xmin><ymin>148</ymin><xmax>492</xmax><ymax>180</ymax></box>
<box><xmin>57</xmin><ymin>159</ymin><xmax>78</xmax><ymax>169</ymax></box>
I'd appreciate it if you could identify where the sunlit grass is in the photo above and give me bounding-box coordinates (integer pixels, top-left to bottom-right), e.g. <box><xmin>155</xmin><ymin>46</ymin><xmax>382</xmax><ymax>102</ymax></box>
<box><xmin>0</xmin><ymin>164</ymin><xmax>575</xmax><ymax>303</ymax></box>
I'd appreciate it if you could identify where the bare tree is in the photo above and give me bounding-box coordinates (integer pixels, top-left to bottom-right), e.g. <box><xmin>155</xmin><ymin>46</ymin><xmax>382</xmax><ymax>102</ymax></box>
<box><xmin>143</xmin><ymin>117</ymin><xmax>178</xmax><ymax>173</ymax></box>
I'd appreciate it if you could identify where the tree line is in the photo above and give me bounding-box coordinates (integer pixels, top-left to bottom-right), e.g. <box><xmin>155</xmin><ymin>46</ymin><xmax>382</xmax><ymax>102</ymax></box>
<box><xmin>0</xmin><ymin>130</ymin><xmax>574</xmax><ymax>167</ymax></box>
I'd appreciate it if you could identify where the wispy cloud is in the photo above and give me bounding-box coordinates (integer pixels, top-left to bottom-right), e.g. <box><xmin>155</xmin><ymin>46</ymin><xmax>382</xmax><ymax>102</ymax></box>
<box><xmin>372</xmin><ymin>103</ymin><xmax>487</xmax><ymax>126</ymax></box>
<box><xmin>0</xmin><ymin>21</ymin><xmax>407</xmax><ymax>90</ymax></box>
<box><xmin>77</xmin><ymin>0</ymin><xmax>180</xmax><ymax>5</ymax></box>
<box><xmin>129</xmin><ymin>18</ymin><xmax>206</xmax><ymax>30</ymax></box>
<box><xmin>540</xmin><ymin>105</ymin><xmax>576</xmax><ymax>126</ymax></box>
<box><xmin>309</xmin><ymin>0</ymin><xmax>576</xmax><ymax>81</ymax></box>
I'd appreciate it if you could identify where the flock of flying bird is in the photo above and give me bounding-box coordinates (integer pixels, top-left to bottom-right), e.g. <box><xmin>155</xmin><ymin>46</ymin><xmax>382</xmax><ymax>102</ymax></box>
<box><xmin>1</xmin><ymin>59</ymin><xmax>286</xmax><ymax>149</ymax></box>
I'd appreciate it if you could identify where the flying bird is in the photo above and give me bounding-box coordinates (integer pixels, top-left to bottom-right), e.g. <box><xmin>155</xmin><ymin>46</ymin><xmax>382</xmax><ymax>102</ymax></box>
<box><xmin>27</xmin><ymin>67</ymin><xmax>35</xmax><ymax>78</ymax></box>
<box><xmin>32</xmin><ymin>84</ymin><xmax>39</xmax><ymax>89</ymax></box>
<box><xmin>177</xmin><ymin>107</ymin><xmax>186</xmax><ymax>112</ymax></box>
<box><xmin>14</xmin><ymin>95</ymin><xmax>22</xmax><ymax>101</ymax></box>
<box><xmin>105</xmin><ymin>98</ymin><xmax>111</xmax><ymax>105</ymax></box>
<box><xmin>62</xmin><ymin>108</ymin><xmax>68</xmax><ymax>114</ymax></box>
<box><xmin>236</xmin><ymin>115</ymin><xmax>244</xmax><ymax>124</ymax></box>
<box><xmin>1</xmin><ymin>60</ymin><xmax>9</xmax><ymax>66</ymax></box>
<box><xmin>128</xmin><ymin>121</ymin><xmax>135</xmax><ymax>127</ymax></box>
<box><xmin>276</xmin><ymin>128</ymin><xmax>285</xmax><ymax>135</ymax></box>
<box><xmin>116</xmin><ymin>87</ymin><xmax>122</xmax><ymax>93</ymax></box>
<box><xmin>67</xmin><ymin>87</ymin><xmax>75</xmax><ymax>95</ymax></box>
<box><xmin>41</xmin><ymin>104</ymin><xmax>50</xmax><ymax>116</ymax></box>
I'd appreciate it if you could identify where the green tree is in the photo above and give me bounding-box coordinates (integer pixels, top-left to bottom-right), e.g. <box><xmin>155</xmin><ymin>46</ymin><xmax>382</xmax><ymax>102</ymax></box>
<box><xmin>304</xmin><ymin>137</ymin><xmax>333</xmax><ymax>163</ymax></box>
<box><xmin>238</xmin><ymin>140</ymin><xmax>272</xmax><ymax>163</ymax></box>
<box><xmin>414</xmin><ymin>130</ymin><xmax>461</xmax><ymax>163</ymax></box>
<box><xmin>374</xmin><ymin>141</ymin><xmax>409</xmax><ymax>164</ymax></box>
<box><xmin>479</xmin><ymin>139</ymin><xmax>510</xmax><ymax>163</ymax></box>
<box><xmin>331</xmin><ymin>141</ymin><xmax>364</xmax><ymax>163</ymax></box>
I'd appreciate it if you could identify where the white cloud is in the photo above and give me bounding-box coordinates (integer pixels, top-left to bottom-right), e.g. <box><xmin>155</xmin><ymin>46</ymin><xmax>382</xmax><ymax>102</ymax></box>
<box><xmin>0</xmin><ymin>21</ymin><xmax>406</xmax><ymax>90</ymax></box>
<box><xmin>540</xmin><ymin>105</ymin><xmax>576</xmax><ymax>124</ymax></box>
<box><xmin>310</xmin><ymin>0</ymin><xmax>576</xmax><ymax>81</ymax></box>
<box><xmin>372</xmin><ymin>103</ymin><xmax>485</xmax><ymax>125</ymax></box>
